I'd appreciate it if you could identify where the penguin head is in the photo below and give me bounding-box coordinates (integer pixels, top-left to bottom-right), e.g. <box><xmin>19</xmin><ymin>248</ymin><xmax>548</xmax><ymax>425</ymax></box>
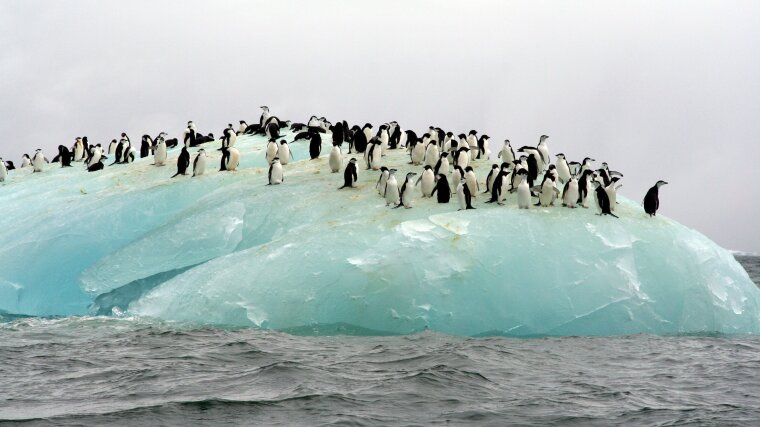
<box><xmin>468</xmin><ymin>130</ymin><xmax>477</xmax><ymax>135</ymax></box>
<box><xmin>491</xmin><ymin>164</ymin><xmax>498</xmax><ymax>169</ymax></box>
<box><xmin>349</xmin><ymin>158</ymin><xmax>357</xmax><ymax>163</ymax></box>
<box><xmin>380</xmin><ymin>166</ymin><xmax>388</xmax><ymax>172</ymax></box>
<box><xmin>423</xmin><ymin>165</ymin><xmax>432</xmax><ymax>170</ymax></box>
<box><xmin>260</xmin><ymin>106</ymin><xmax>269</xmax><ymax>112</ymax></box>
<box><xmin>503</xmin><ymin>139</ymin><xmax>511</xmax><ymax>145</ymax></box>
<box><xmin>389</xmin><ymin>168</ymin><xmax>397</xmax><ymax>174</ymax></box>
<box><xmin>583</xmin><ymin>157</ymin><xmax>595</xmax><ymax>163</ymax></box>
<box><xmin>280</xmin><ymin>140</ymin><xmax>287</xmax><ymax>145</ymax></box>
<box><xmin>465</xmin><ymin>166</ymin><xmax>474</xmax><ymax>172</ymax></box>
<box><xmin>556</xmin><ymin>153</ymin><xmax>565</xmax><ymax>159</ymax></box>
<box><xmin>227</xmin><ymin>123</ymin><xmax>233</xmax><ymax>129</ymax></box>
<box><xmin>440</xmin><ymin>152</ymin><xmax>449</xmax><ymax>158</ymax></box>
<box><xmin>272</xmin><ymin>157</ymin><xmax>280</xmax><ymax>164</ymax></box>
<box><xmin>656</xmin><ymin>180</ymin><xmax>668</xmax><ymax>187</ymax></box>
<box><xmin>406</xmin><ymin>172</ymin><xmax>417</xmax><ymax>178</ymax></box>
<box><xmin>540</xmin><ymin>135</ymin><xmax>549</xmax><ymax>142</ymax></box>
<box><xmin>239</xmin><ymin>120</ymin><xmax>246</xmax><ymax>124</ymax></box>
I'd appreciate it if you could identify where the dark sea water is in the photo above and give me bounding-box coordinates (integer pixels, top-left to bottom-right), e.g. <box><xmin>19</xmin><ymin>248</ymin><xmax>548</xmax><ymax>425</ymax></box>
<box><xmin>2</xmin><ymin>257</ymin><xmax>759</xmax><ymax>426</ymax></box>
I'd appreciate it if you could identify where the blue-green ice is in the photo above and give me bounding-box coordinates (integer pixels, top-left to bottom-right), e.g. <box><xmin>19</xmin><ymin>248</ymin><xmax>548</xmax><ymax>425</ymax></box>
<box><xmin>1</xmin><ymin>133</ymin><xmax>758</xmax><ymax>336</ymax></box>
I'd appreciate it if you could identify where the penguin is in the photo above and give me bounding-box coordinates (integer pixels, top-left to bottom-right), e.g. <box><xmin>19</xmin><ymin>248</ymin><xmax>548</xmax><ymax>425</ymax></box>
<box><xmin>268</xmin><ymin>157</ymin><xmax>284</xmax><ymax>185</ymax></box>
<box><xmin>57</xmin><ymin>145</ymin><xmax>73</xmax><ymax>167</ymax></box>
<box><xmin>384</xmin><ymin>169</ymin><xmax>400</xmax><ymax>206</ymax></box>
<box><xmin>518</xmin><ymin>147</ymin><xmax>540</xmax><ymax>186</ymax></box>
<box><xmin>154</xmin><ymin>136</ymin><xmax>167</xmax><ymax>166</ymax></box>
<box><xmin>395</xmin><ymin>172</ymin><xmax>417</xmax><ymax>208</ymax></box>
<box><xmin>192</xmin><ymin>149</ymin><xmax>207</xmax><ymax>177</ymax></box>
<box><xmin>378</xmin><ymin>124</ymin><xmax>390</xmax><ymax>156</ymax></box>
<box><xmin>221</xmin><ymin>127</ymin><xmax>237</xmax><ymax>149</ymax></box>
<box><xmin>434</xmin><ymin>151</ymin><xmax>450</xmax><ymax>176</ymax></box>
<box><xmin>538</xmin><ymin>175</ymin><xmax>560</xmax><ymax>207</ymax></box>
<box><xmin>366</xmin><ymin>138</ymin><xmax>382</xmax><ymax>170</ymax></box>
<box><xmin>593</xmin><ymin>181</ymin><xmax>619</xmax><ymax>218</ymax></box>
<box><xmin>486</xmin><ymin>164</ymin><xmax>511</xmax><ymax>205</ymax></box>
<box><xmin>376</xmin><ymin>166</ymin><xmax>390</xmax><ymax>196</ymax></box>
<box><xmin>124</xmin><ymin>146</ymin><xmax>136</xmax><ymax>163</ymax></box>
<box><xmin>464</xmin><ymin>166</ymin><xmax>479</xmax><ymax>197</ymax></box>
<box><xmin>87</xmin><ymin>159</ymin><xmax>104</xmax><ymax>172</ymax></box>
<box><xmin>644</xmin><ymin>180</ymin><xmax>668</xmax><ymax>216</ymax></box>
<box><xmin>329</xmin><ymin>143</ymin><xmax>342</xmax><ymax>173</ymax></box>
<box><xmin>108</xmin><ymin>139</ymin><xmax>118</xmax><ymax>155</ymax></box>
<box><xmin>32</xmin><ymin>149</ymin><xmax>48</xmax><ymax>172</ymax></box>
<box><xmin>477</xmin><ymin>134</ymin><xmax>491</xmax><ymax>160</ymax></box>
<box><xmin>431</xmin><ymin>174</ymin><xmax>451</xmax><ymax>203</ymax></box>
<box><xmin>517</xmin><ymin>170</ymin><xmax>532</xmax><ymax>209</ymax></box>
<box><xmin>466</xmin><ymin>130</ymin><xmax>478</xmax><ymax>151</ymax></box>
<box><xmin>605</xmin><ymin>177</ymin><xmax>622</xmax><ymax>211</ymax></box>
<box><xmin>352</xmin><ymin>127</ymin><xmax>368</xmax><ymax>153</ymax></box>
<box><xmin>0</xmin><ymin>158</ymin><xmax>7</xmax><ymax>182</ymax></box>
<box><xmin>219</xmin><ymin>147</ymin><xmax>240</xmax><ymax>171</ymax></box>
<box><xmin>417</xmin><ymin>165</ymin><xmax>435</xmax><ymax>197</ymax></box>
<box><xmin>456</xmin><ymin>179</ymin><xmax>475</xmax><ymax>210</ymax></box>
<box><xmin>21</xmin><ymin>154</ymin><xmax>32</xmax><ymax>168</ymax></box>
<box><xmin>424</xmin><ymin>140</ymin><xmax>440</xmax><ymax>168</ymax></box>
<box><xmin>140</xmin><ymin>135</ymin><xmax>153</xmax><ymax>158</ymax></box>
<box><xmin>265</xmin><ymin>121</ymin><xmax>281</xmax><ymax>140</ymax></box>
<box><xmin>577</xmin><ymin>169</ymin><xmax>596</xmax><ymax>208</ymax></box>
<box><xmin>309</xmin><ymin>131</ymin><xmax>322</xmax><ymax>159</ymax></box>
<box><xmin>537</xmin><ymin>135</ymin><xmax>550</xmax><ymax>170</ymax></box>
<box><xmin>562</xmin><ymin>176</ymin><xmax>580</xmax><ymax>208</ymax></box>
<box><xmin>452</xmin><ymin>165</ymin><xmax>465</xmax><ymax>190</ymax></box>
<box><xmin>172</xmin><ymin>145</ymin><xmax>190</xmax><ymax>177</ymax></box>
<box><xmin>4</xmin><ymin>160</ymin><xmax>14</xmax><ymax>171</ymax></box>
<box><xmin>72</xmin><ymin>137</ymin><xmax>84</xmax><ymax>162</ymax></box>
<box><xmin>238</xmin><ymin>120</ymin><xmax>248</xmax><ymax>134</ymax></box>
<box><xmin>118</xmin><ymin>138</ymin><xmax>132</xmax><ymax>164</ymax></box>
<box><xmin>277</xmin><ymin>140</ymin><xmax>292</xmax><ymax>165</ymax></box>
<box><xmin>259</xmin><ymin>106</ymin><xmax>270</xmax><ymax>129</ymax></box>
<box><xmin>81</xmin><ymin>136</ymin><xmax>89</xmax><ymax>156</ymax></box>
<box><xmin>110</xmin><ymin>139</ymin><xmax>124</xmax><ymax>165</ymax></box>
<box><xmin>184</xmin><ymin>125</ymin><xmax>197</xmax><ymax>147</ymax></box>
<box><xmin>389</xmin><ymin>122</ymin><xmax>403</xmax><ymax>149</ymax></box>
<box><xmin>580</xmin><ymin>157</ymin><xmax>595</xmax><ymax>174</ymax></box>
<box><xmin>362</xmin><ymin>123</ymin><xmax>373</xmax><ymax>147</ymax></box>
<box><xmin>454</xmin><ymin>146</ymin><xmax>470</xmax><ymax>170</ymax></box>
<box><xmin>265</xmin><ymin>139</ymin><xmax>279</xmax><ymax>164</ymax></box>
<box><xmin>339</xmin><ymin>158</ymin><xmax>358</xmax><ymax>189</ymax></box>
<box><xmin>556</xmin><ymin>153</ymin><xmax>571</xmax><ymax>184</ymax></box>
<box><xmin>330</xmin><ymin>121</ymin><xmax>344</xmax><ymax>148</ymax></box>
<box><xmin>411</xmin><ymin>138</ymin><xmax>426</xmax><ymax>165</ymax></box>
<box><xmin>484</xmin><ymin>164</ymin><xmax>499</xmax><ymax>194</ymax></box>
<box><xmin>87</xmin><ymin>145</ymin><xmax>103</xmax><ymax>171</ymax></box>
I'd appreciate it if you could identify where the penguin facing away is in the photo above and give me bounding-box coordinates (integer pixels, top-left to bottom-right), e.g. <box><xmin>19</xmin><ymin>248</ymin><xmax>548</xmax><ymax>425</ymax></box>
<box><xmin>593</xmin><ymin>181</ymin><xmax>619</xmax><ymax>218</ymax></box>
<box><xmin>456</xmin><ymin>180</ymin><xmax>475</xmax><ymax>210</ymax></box>
<box><xmin>431</xmin><ymin>174</ymin><xmax>451</xmax><ymax>203</ymax></box>
<box><xmin>172</xmin><ymin>145</ymin><xmax>190</xmax><ymax>177</ymax></box>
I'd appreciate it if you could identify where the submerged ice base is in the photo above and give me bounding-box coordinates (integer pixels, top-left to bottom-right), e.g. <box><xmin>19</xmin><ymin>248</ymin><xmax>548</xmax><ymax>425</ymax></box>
<box><xmin>1</xmin><ymin>133</ymin><xmax>758</xmax><ymax>336</ymax></box>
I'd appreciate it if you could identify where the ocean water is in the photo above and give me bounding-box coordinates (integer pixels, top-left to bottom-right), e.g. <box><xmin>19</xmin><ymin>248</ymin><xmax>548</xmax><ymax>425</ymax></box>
<box><xmin>2</xmin><ymin>257</ymin><xmax>759</xmax><ymax>426</ymax></box>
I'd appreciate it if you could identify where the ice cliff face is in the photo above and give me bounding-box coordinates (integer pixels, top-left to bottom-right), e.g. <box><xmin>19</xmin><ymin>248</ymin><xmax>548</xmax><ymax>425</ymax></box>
<box><xmin>1</xmin><ymin>133</ymin><xmax>758</xmax><ymax>336</ymax></box>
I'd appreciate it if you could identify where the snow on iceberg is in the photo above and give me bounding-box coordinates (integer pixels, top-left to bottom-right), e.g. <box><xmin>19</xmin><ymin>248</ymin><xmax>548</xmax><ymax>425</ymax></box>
<box><xmin>1</xmin><ymin>132</ymin><xmax>758</xmax><ymax>336</ymax></box>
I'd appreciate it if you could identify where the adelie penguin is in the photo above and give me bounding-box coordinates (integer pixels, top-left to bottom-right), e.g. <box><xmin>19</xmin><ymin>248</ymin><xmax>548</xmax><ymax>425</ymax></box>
<box><xmin>172</xmin><ymin>145</ymin><xmax>190</xmax><ymax>177</ymax></box>
<box><xmin>644</xmin><ymin>180</ymin><xmax>668</xmax><ymax>216</ymax></box>
<box><xmin>140</xmin><ymin>135</ymin><xmax>153</xmax><ymax>158</ymax></box>
<box><xmin>339</xmin><ymin>158</ymin><xmax>358</xmax><ymax>189</ymax></box>
<box><xmin>431</xmin><ymin>174</ymin><xmax>451</xmax><ymax>203</ymax></box>
<box><xmin>277</xmin><ymin>140</ymin><xmax>292</xmax><ymax>165</ymax></box>
<box><xmin>395</xmin><ymin>172</ymin><xmax>417</xmax><ymax>208</ymax></box>
<box><xmin>456</xmin><ymin>179</ymin><xmax>475</xmax><ymax>210</ymax></box>
<box><xmin>417</xmin><ymin>165</ymin><xmax>435</xmax><ymax>197</ymax></box>
<box><xmin>384</xmin><ymin>169</ymin><xmax>400</xmax><ymax>207</ymax></box>
<box><xmin>268</xmin><ymin>157</ymin><xmax>284</xmax><ymax>185</ymax></box>
<box><xmin>375</xmin><ymin>167</ymin><xmax>389</xmax><ymax>196</ymax></box>
<box><xmin>309</xmin><ymin>132</ymin><xmax>322</xmax><ymax>159</ymax></box>
<box><xmin>593</xmin><ymin>181</ymin><xmax>618</xmax><ymax>218</ymax></box>
<box><xmin>329</xmin><ymin>143</ymin><xmax>342</xmax><ymax>173</ymax></box>
<box><xmin>192</xmin><ymin>149</ymin><xmax>207</xmax><ymax>177</ymax></box>
<box><xmin>265</xmin><ymin>139</ymin><xmax>278</xmax><ymax>164</ymax></box>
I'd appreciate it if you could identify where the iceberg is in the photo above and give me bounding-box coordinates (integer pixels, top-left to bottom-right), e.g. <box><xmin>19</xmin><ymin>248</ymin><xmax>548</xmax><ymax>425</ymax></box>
<box><xmin>1</xmin><ymin>132</ymin><xmax>758</xmax><ymax>336</ymax></box>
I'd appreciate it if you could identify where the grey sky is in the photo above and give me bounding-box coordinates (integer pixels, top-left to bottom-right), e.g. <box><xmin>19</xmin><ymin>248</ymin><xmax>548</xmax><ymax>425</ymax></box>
<box><xmin>1</xmin><ymin>0</ymin><xmax>759</xmax><ymax>252</ymax></box>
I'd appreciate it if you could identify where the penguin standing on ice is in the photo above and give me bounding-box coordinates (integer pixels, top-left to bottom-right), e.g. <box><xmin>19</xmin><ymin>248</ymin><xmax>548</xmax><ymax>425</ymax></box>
<box><xmin>140</xmin><ymin>135</ymin><xmax>153</xmax><ymax>158</ymax></box>
<box><xmin>0</xmin><ymin>158</ymin><xmax>7</xmax><ymax>182</ymax></box>
<box><xmin>57</xmin><ymin>145</ymin><xmax>73</xmax><ymax>167</ymax></box>
<box><xmin>537</xmin><ymin>135</ymin><xmax>550</xmax><ymax>170</ymax></box>
<box><xmin>72</xmin><ymin>137</ymin><xmax>84</xmax><ymax>162</ymax></box>
<box><xmin>329</xmin><ymin>143</ymin><xmax>342</xmax><ymax>172</ymax></box>
<box><xmin>644</xmin><ymin>180</ymin><xmax>668</xmax><ymax>216</ymax></box>
<box><xmin>476</xmin><ymin>134</ymin><xmax>490</xmax><ymax>159</ymax></box>
<box><xmin>484</xmin><ymin>164</ymin><xmax>499</xmax><ymax>194</ymax></box>
<box><xmin>517</xmin><ymin>170</ymin><xmax>532</xmax><ymax>209</ymax></box>
<box><xmin>154</xmin><ymin>134</ymin><xmax>168</xmax><ymax>166</ymax></box>
<box><xmin>434</xmin><ymin>151</ymin><xmax>449</xmax><ymax>176</ymax></box>
<box><xmin>376</xmin><ymin>166</ymin><xmax>390</xmax><ymax>195</ymax></box>
<box><xmin>384</xmin><ymin>169</ymin><xmax>400</xmax><ymax>206</ymax></box>
<box><xmin>172</xmin><ymin>145</ymin><xmax>190</xmax><ymax>177</ymax></box>
<box><xmin>456</xmin><ymin>179</ymin><xmax>475</xmax><ymax>210</ymax></box>
<box><xmin>309</xmin><ymin>132</ymin><xmax>322</xmax><ymax>159</ymax></box>
<box><xmin>192</xmin><ymin>149</ymin><xmax>207</xmax><ymax>177</ymax></box>
<box><xmin>424</xmin><ymin>140</ymin><xmax>440</xmax><ymax>168</ymax></box>
<box><xmin>395</xmin><ymin>172</ymin><xmax>417</xmax><ymax>208</ymax></box>
<box><xmin>486</xmin><ymin>164</ymin><xmax>510</xmax><ymax>205</ymax></box>
<box><xmin>268</xmin><ymin>157</ymin><xmax>284</xmax><ymax>185</ymax></box>
<box><xmin>464</xmin><ymin>166</ymin><xmax>479</xmax><ymax>197</ymax></box>
<box><xmin>562</xmin><ymin>175</ymin><xmax>580</xmax><ymax>208</ymax></box>
<box><xmin>219</xmin><ymin>147</ymin><xmax>240</xmax><ymax>171</ymax></box>
<box><xmin>265</xmin><ymin>139</ymin><xmax>278</xmax><ymax>164</ymax></box>
<box><xmin>431</xmin><ymin>174</ymin><xmax>451</xmax><ymax>203</ymax></box>
<box><xmin>593</xmin><ymin>181</ymin><xmax>618</xmax><ymax>218</ymax></box>
<box><xmin>32</xmin><ymin>149</ymin><xmax>48</xmax><ymax>172</ymax></box>
<box><xmin>417</xmin><ymin>165</ymin><xmax>435</xmax><ymax>197</ymax></box>
<box><xmin>339</xmin><ymin>158</ymin><xmax>358</xmax><ymax>189</ymax></box>
<box><xmin>577</xmin><ymin>169</ymin><xmax>596</xmax><ymax>208</ymax></box>
<box><xmin>277</xmin><ymin>140</ymin><xmax>292</xmax><ymax>165</ymax></box>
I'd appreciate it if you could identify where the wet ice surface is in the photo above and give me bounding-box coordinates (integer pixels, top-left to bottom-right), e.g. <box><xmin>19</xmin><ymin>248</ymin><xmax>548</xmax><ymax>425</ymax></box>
<box><xmin>1</xmin><ymin>133</ymin><xmax>758</xmax><ymax>336</ymax></box>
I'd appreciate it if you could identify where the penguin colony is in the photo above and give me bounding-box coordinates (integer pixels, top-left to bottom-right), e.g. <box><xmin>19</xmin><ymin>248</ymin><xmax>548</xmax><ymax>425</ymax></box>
<box><xmin>0</xmin><ymin>106</ymin><xmax>668</xmax><ymax>216</ymax></box>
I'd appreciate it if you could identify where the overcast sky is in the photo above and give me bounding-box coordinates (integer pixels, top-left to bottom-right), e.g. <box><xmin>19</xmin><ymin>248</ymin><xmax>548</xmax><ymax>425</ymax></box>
<box><xmin>1</xmin><ymin>0</ymin><xmax>758</xmax><ymax>252</ymax></box>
